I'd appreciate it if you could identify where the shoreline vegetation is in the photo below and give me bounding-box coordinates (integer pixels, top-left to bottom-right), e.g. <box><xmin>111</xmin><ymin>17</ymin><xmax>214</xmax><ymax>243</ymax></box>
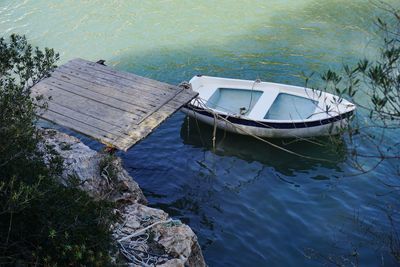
<box><xmin>0</xmin><ymin>34</ymin><xmax>205</xmax><ymax>266</ymax></box>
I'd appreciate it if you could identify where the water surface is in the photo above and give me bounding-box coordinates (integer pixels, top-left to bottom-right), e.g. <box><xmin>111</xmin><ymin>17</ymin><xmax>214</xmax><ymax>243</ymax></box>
<box><xmin>1</xmin><ymin>1</ymin><xmax>399</xmax><ymax>266</ymax></box>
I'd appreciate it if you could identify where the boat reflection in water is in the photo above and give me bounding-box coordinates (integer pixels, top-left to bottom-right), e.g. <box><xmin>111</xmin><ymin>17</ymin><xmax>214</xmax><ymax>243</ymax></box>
<box><xmin>180</xmin><ymin>115</ymin><xmax>347</xmax><ymax>177</ymax></box>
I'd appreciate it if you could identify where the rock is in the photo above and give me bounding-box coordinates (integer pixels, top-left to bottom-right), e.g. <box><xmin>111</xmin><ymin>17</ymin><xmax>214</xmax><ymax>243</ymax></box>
<box><xmin>39</xmin><ymin>128</ymin><xmax>206</xmax><ymax>267</ymax></box>
<box><xmin>40</xmin><ymin>129</ymin><xmax>146</xmax><ymax>204</ymax></box>
<box><xmin>158</xmin><ymin>259</ymin><xmax>185</xmax><ymax>267</ymax></box>
<box><xmin>115</xmin><ymin>204</ymin><xmax>206</xmax><ymax>267</ymax></box>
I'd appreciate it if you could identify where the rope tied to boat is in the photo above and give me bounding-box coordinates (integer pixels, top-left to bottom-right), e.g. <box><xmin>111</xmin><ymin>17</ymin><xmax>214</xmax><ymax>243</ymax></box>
<box><xmin>190</xmin><ymin>97</ymin><xmax>336</xmax><ymax>163</ymax></box>
<box><xmin>212</xmin><ymin>112</ymin><xmax>218</xmax><ymax>150</ymax></box>
<box><xmin>242</xmin><ymin>78</ymin><xmax>261</xmax><ymax>115</ymax></box>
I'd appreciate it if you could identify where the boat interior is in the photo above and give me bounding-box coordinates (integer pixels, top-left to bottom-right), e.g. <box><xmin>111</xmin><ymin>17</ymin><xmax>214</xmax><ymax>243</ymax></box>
<box><xmin>205</xmin><ymin>86</ymin><xmax>321</xmax><ymax>121</ymax></box>
<box><xmin>190</xmin><ymin>75</ymin><xmax>352</xmax><ymax>122</ymax></box>
<box><xmin>206</xmin><ymin>88</ymin><xmax>263</xmax><ymax>116</ymax></box>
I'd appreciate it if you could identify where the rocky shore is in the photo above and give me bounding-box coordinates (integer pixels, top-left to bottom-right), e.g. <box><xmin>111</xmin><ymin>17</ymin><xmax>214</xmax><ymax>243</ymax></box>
<box><xmin>41</xmin><ymin>129</ymin><xmax>206</xmax><ymax>267</ymax></box>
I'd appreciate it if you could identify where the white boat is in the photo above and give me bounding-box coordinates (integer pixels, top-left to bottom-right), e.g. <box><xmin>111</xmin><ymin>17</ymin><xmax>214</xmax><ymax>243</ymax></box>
<box><xmin>182</xmin><ymin>75</ymin><xmax>356</xmax><ymax>138</ymax></box>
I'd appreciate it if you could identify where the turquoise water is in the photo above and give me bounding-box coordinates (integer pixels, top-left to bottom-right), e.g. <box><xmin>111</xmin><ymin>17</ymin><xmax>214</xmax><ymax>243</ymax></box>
<box><xmin>2</xmin><ymin>1</ymin><xmax>400</xmax><ymax>266</ymax></box>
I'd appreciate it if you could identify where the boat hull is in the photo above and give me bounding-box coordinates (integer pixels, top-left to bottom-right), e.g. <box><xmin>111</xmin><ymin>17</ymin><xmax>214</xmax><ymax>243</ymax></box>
<box><xmin>182</xmin><ymin>105</ymin><xmax>353</xmax><ymax>138</ymax></box>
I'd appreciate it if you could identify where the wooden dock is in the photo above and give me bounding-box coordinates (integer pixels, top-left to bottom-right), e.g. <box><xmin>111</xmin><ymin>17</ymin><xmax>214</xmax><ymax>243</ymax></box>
<box><xmin>31</xmin><ymin>58</ymin><xmax>198</xmax><ymax>151</ymax></box>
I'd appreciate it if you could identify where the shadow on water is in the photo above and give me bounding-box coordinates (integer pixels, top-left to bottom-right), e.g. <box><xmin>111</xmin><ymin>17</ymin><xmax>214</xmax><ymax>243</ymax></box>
<box><xmin>180</xmin><ymin>116</ymin><xmax>347</xmax><ymax>175</ymax></box>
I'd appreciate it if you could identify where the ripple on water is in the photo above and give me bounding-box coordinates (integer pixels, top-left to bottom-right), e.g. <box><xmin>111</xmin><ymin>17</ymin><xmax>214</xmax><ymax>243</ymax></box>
<box><xmin>2</xmin><ymin>0</ymin><xmax>400</xmax><ymax>266</ymax></box>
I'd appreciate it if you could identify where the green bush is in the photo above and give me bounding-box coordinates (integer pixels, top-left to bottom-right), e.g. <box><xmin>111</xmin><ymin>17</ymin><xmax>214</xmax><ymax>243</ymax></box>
<box><xmin>0</xmin><ymin>34</ymin><xmax>117</xmax><ymax>266</ymax></box>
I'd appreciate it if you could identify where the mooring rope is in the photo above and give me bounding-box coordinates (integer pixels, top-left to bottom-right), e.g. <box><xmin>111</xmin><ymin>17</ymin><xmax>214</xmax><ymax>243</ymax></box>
<box><xmin>244</xmin><ymin>79</ymin><xmax>261</xmax><ymax>115</ymax></box>
<box><xmin>191</xmin><ymin>97</ymin><xmax>336</xmax><ymax>163</ymax></box>
<box><xmin>116</xmin><ymin>217</ymin><xmax>181</xmax><ymax>266</ymax></box>
<box><xmin>192</xmin><ymin>96</ymin><xmax>327</xmax><ymax>147</ymax></box>
<box><xmin>212</xmin><ymin>112</ymin><xmax>218</xmax><ymax>150</ymax></box>
<box><xmin>118</xmin><ymin>219</ymin><xmax>173</xmax><ymax>242</ymax></box>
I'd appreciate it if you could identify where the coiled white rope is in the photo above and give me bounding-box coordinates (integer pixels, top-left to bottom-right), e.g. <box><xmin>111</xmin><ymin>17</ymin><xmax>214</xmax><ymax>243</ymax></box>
<box><xmin>118</xmin><ymin>219</ymin><xmax>172</xmax><ymax>242</ymax></box>
<box><xmin>116</xmin><ymin>216</ymin><xmax>181</xmax><ymax>266</ymax></box>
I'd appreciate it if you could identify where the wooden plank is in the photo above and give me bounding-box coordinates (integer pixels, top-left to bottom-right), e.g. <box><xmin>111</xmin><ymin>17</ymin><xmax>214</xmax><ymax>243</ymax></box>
<box><xmin>44</xmin><ymin>102</ymin><xmax>129</xmax><ymax>138</ymax></box>
<box><xmin>116</xmin><ymin>90</ymin><xmax>197</xmax><ymax>150</ymax></box>
<box><xmin>31</xmin><ymin>58</ymin><xmax>199</xmax><ymax>151</ymax></box>
<box><xmin>49</xmin><ymin>70</ymin><xmax>162</xmax><ymax>107</ymax></box>
<box><xmin>70</xmin><ymin>58</ymin><xmax>177</xmax><ymax>91</ymax></box>
<box><xmin>48</xmin><ymin>69</ymin><xmax>179</xmax><ymax>125</ymax></box>
<box><xmin>58</xmin><ymin>63</ymin><xmax>187</xmax><ymax>113</ymax></box>
<box><xmin>56</xmin><ymin>65</ymin><xmax>171</xmax><ymax>101</ymax></box>
<box><xmin>40</xmin><ymin>78</ymin><xmax>151</xmax><ymax>115</ymax></box>
<box><xmin>41</xmin><ymin>110</ymin><xmax>118</xmax><ymax>147</ymax></box>
<box><xmin>60</xmin><ymin>63</ymin><xmax>176</xmax><ymax>98</ymax></box>
<box><xmin>134</xmin><ymin>87</ymin><xmax>184</xmax><ymax>124</ymax></box>
<box><xmin>135</xmin><ymin>87</ymin><xmax>196</xmax><ymax>124</ymax></box>
<box><xmin>32</xmin><ymin>83</ymin><xmax>140</xmax><ymax>126</ymax></box>
<box><xmin>115</xmin><ymin>105</ymin><xmax>176</xmax><ymax>150</ymax></box>
<box><xmin>165</xmin><ymin>89</ymin><xmax>198</xmax><ymax>109</ymax></box>
<box><xmin>52</xmin><ymin>65</ymin><xmax>187</xmax><ymax>123</ymax></box>
<box><xmin>55</xmin><ymin>66</ymin><xmax>167</xmax><ymax>99</ymax></box>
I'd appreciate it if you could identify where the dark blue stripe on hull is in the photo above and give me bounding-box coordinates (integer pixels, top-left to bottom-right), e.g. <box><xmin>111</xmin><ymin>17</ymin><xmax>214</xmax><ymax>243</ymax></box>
<box><xmin>185</xmin><ymin>105</ymin><xmax>354</xmax><ymax>129</ymax></box>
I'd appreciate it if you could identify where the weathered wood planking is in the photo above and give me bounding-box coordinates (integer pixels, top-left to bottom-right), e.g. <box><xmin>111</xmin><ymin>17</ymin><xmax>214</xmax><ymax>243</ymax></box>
<box><xmin>31</xmin><ymin>58</ymin><xmax>198</xmax><ymax>151</ymax></box>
